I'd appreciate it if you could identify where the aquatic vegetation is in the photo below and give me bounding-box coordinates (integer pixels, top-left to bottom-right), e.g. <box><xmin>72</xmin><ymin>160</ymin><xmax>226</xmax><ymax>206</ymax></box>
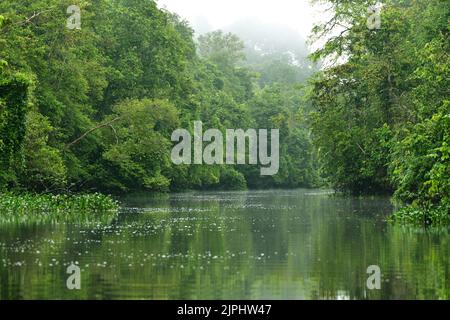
<box><xmin>389</xmin><ymin>205</ymin><xmax>450</xmax><ymax>226</ymax></box>
<box><xmin>0</xmin><ymin>193</ymin><xmax>119</xmax><ymax>224</ymax></box>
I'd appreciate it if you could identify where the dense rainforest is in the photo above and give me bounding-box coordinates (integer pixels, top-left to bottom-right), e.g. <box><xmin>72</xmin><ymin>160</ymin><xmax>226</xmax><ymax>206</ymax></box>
<box><xmin>0</xmin><ymin>0</ymin><xmax>318</xmax><ymax>194</ymax></box>
<box><xmin>308</xmin><ymin>0</ymin><xmax>449</xmax><ymax>223</ymax></box>
<box><xmin>0</xmin><ymin>0</ymin><xmax>449</xmax><ymax>224</ymax></box>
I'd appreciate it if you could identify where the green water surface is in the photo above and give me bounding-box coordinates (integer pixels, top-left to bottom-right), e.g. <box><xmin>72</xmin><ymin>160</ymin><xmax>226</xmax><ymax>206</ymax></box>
<box><xmin>0</xmin><ymin>190</ymin><xmax>448</xmax><ymax>299</ymax></box>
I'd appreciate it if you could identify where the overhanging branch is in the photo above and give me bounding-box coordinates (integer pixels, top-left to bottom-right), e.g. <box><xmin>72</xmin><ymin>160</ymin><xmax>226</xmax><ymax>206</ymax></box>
<box><xmin>65</xmin><ymin>116</ymin><xmax>122</xmax><ymax>150</ymax></box>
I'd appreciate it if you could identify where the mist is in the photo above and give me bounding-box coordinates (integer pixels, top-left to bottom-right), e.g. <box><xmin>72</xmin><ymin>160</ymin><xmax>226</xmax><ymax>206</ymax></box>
<box><xmin>158</xmin><ymin>0</ymin><xmax>322</xmax><ymax>82</ymax></box>
<box><xmin>157</xmin><ymin>0</ymin><xmax>319</xmax><ymax>38</ymax></box>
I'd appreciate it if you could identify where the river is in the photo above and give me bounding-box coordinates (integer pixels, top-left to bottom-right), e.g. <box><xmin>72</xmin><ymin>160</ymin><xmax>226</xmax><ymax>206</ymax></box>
<box><xmin>0</xmin><ymin>189</ymin><xmax>448</xmax><ymax>299</ymax></box>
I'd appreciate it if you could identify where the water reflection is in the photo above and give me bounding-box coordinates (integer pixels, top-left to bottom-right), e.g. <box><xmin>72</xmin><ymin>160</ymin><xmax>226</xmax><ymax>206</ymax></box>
<box><xmin>0</xmin><ymin>190</ymin><xmax>448</xmax><ymax>299</ymax></box>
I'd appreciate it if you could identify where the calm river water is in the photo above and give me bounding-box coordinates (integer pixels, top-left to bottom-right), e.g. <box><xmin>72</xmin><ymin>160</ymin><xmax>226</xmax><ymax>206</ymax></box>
<box><xmin>0</xmin><ymin>189</ymin><xmax>448</xmax><ymax>299</ymax></box>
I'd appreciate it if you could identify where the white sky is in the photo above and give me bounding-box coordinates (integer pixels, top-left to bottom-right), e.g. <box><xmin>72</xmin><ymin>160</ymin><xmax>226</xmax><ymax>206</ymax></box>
<box><xmin>157</xmin><ymin>0</ymin><xmax>324</xmax><ymax>39</ymax></box>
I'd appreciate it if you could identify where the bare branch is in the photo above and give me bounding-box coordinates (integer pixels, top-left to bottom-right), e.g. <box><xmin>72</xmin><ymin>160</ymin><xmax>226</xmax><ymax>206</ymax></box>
<box><xmin>0</xmin><ymin>9</ymin><xmax>52</xmax><ymax>33</ymax></box>
<box><xmin>356</xmin><ymin>142</ymin><xmax>367</xmax><ymax>155</ymax></box>
<box><xmin>15</xmin><ymin>10</ymin><xmax>50</xmax><ymax>26</ymax></box>
<box><xmin>65</xmin><ymin>117</ymin><xmax>122</xmax><ymax>150</ymax></box>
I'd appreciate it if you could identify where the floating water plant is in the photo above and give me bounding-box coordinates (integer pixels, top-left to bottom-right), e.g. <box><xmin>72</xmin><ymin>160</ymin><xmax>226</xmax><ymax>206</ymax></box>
<box><xmin>0</xmin><ymin>193</ymin><xmax>120</xmax><ymax>224</ymax></box>
<box><xmin>389</xmin><ymin>204</ymin><xmax>450</xmax><ymax>226</ymax></box>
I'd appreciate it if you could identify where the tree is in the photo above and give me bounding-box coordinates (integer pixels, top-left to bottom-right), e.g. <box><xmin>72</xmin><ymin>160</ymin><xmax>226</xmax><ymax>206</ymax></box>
<box><xmin>308</xmin><ymin>0</ymin><xmax>450</xmax><ymax>220</ymax></box>
<box><xmin>198</xmin><ymin>31</ymin><xmax>246</xmax><ymax>69</ymax></box>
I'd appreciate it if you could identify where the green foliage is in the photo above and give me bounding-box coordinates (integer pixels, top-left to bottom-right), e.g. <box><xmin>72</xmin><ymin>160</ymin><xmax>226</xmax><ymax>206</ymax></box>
<box><xmin>390</xmin><ymin>109</ymin><xmax>450</xmax><ymax>205</ymax></box>
<box><xmin>101</xmin><ymin>99</ymin><xmax>180</xmax><ymax>192</ymax></box>
<box><xmin>247</xmin><ymin>84</ymin><xmax>318</xmax><ymax>189</ymax></box>
<box><xmin>0</xmin><ymin>72</ymin><xmax>32</xmax><ymax>187</ymax></box>
<box><xmin>198</xmin><ymin>31</ymin><xmax>246</xmax><ymax>69</ymax></box>
<box><xmin>0</xmin><ymin>0</ymin><xmax>317</xmax><ymax>196</ymax></box>
<box><xmin>218</xmin><ymin>168</ymin><xmax>247</xmax><ymax>191</ymax></box>
<box><xmin>309</xmin><ymin>0</ymin><xmax>450</xmax><ymax>223</ymax></box>
<box><xmin>18</xmin><ymin>111</ymin><xmax>67</xmax><ymax>191</ymax></box>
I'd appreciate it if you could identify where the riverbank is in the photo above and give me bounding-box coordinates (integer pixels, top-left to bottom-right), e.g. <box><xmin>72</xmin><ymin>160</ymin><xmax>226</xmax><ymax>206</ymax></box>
<box><xmin>0</xmin><ymin>193</ymin><xmax>119</xmax><ymax>224</ymax></box>
<box><xmin>0</xmin><ymin>190</ymin><xmax>448</xmax><ymax>226</ymax></box>
<box><xmin>307</xmin><ymin>190</ymin><xmax>450</xmax><ymax>227</ymax></box>
<box><xmin>390</xmin><ymin>204</ymin><xmax>450</xmax><ymax>226</ymax></box>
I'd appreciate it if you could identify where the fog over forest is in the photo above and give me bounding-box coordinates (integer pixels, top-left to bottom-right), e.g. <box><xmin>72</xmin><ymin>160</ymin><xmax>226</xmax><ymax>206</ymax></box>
<box><xmin>159</xmin><ymin>1</ymin><xmax>318</xmax><ymax>85</ymax></box>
